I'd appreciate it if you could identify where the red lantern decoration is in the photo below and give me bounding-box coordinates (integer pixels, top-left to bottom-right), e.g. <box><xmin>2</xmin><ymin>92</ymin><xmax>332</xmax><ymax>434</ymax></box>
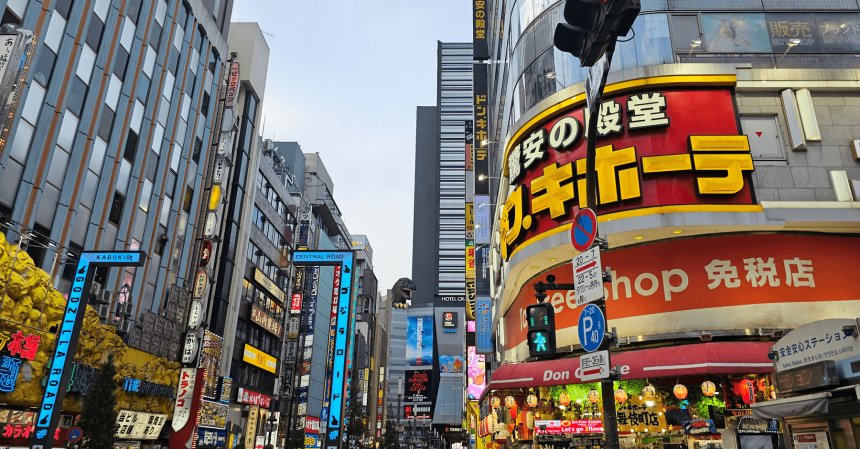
<box><xmin>735</xmin><ymin>378</ymin><xmax>756</xmax><ymax>405</ymax></box>
<box><xmin>702</xmin><ymin>381</ymin><xmax>716</xmax><ymax>397</ymax></box>
<box><xmin>558</xmin><ymin>392</ymin><xmax>571</xmax><ymax>407</ymax></box>
<box><xmin>614</xmin><ymin>389</ymin><xmax>628</xmax><ymax>403</ymax></box>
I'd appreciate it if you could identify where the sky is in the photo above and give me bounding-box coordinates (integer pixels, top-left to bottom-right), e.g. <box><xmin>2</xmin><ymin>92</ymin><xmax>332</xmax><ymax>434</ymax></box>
<box><xmin>230</xmin><ymin>1</ymin><xmax>471</xmax><ymax>293</ymax></box>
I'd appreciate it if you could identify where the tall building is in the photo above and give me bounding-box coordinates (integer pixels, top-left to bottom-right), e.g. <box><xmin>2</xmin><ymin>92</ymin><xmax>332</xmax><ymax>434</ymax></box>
<box><xmin>472</xmin><ymin>2</ymin><xmax>860</xmax><ymax>449</ymax></box>
<box><xmin>412</xmin><ymin>42</ymin><xmax>473</xmax><ymax>307</ymax></box>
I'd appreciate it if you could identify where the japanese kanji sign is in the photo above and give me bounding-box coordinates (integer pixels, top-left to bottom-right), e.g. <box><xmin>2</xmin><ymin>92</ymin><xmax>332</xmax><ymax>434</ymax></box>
<box><xmin>172</xmin><ymin>368</ymin><xmax>198</xmax><ymax>432</ymax></box>
<box><xmin>772</xmin><ymin>318</ymin><xmax>859</xmax><ymax>372</ymax></box>
<box><xmin>472</xmin><ymin>0</ymin><xmax>489</xmax><ymax>59</ymax></box>
<box><xmin>503</xmin><ymin>234</ymin><xmax>860</xmax><ymax>355</ymax></box>
<box><xmin>616</xmin><ymin>397</ymin><xmax>667</xmax><ymax>433</ymax></box>
<box><xmin>501</xmin><ymin>87</ymin><xmax>754</xmax><ymax>261</ymax></box>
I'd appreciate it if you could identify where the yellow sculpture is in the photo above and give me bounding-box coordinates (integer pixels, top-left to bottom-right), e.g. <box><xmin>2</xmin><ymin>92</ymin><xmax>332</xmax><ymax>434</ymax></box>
<box><xmin>0</xmin><ymin>233</ymin><xmax>180</xmax><ymax>415</ymax></box>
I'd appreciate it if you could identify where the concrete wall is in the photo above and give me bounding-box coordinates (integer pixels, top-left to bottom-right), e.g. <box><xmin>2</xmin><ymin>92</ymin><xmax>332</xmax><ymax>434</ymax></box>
<box><xmin>738</xmin><ymin>91</ymin><xmax>860</xmax><ymax>201</ymax></box>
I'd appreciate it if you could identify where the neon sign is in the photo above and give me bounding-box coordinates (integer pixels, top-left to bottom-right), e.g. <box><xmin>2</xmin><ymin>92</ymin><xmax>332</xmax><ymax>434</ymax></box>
<box><xmin>32</xmin><ymin>251</ymin><xmax>144</xmax><ymax>449</ymax></box>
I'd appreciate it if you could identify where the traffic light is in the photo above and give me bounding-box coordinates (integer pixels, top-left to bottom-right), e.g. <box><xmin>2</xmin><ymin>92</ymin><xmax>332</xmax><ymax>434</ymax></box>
<box><xmin>553</xmin><ymin>0</ymin><xmax>641</xmax><ymax>67</ymax></box>
<box><xmin>526</xmin><ymin>303</ymin><xmax>556</xmax><ymax>358</ymax></box>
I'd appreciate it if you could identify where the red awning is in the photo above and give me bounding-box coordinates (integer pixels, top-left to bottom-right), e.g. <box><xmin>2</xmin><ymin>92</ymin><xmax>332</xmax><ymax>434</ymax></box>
<box><xmin>484</xmin><ymin>342</ymin><xmax>773</xmax><ymax>397</ymax></box>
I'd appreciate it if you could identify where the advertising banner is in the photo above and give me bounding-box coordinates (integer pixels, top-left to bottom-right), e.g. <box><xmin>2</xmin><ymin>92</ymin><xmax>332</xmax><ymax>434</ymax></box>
<box><xmin>475</xmin><ymin>297</ymin><xmax>493</xmax><ymax>354</ymax></box>
<box><xmin>200</xmin><ymin>331</ymin><xmax>222</xmax><ymax>400</ymax></box>
<box><xmin>404</xmin><ymin>405</ymin><xmax>432</xmax><ymax>420</ymax></box>
<box><xmin>467</xmin><ymin>346</ymin><xmax>486</xmax><ymax>400</ymax></box>
<box><xmin>533</xmin><ymin>420</ymin><xmax>604</xmax><ymax>434</ymax></box>
<box><xmin>405</xmin><ymin>370</ymin><xmax>432</xmax><ymax>402</ymax></box>
<box><xmin>199</xmin><ymin>401</ymin><xmax>228</xmax><ymax>429</ymax></box>
<box><xmin>466</xmin><ymin>120</ymin><xmax>474</xmax><ymax>171</ymax></box>
<box><xmin>237</xmin><ymin>387</ymin><xmax>272</xmax><ymax>408</ymax></box>
<box><xmin>243</xmin><ymin>344</ymin><xmax>277</xmax><ymax>373</ymax></box>
<box><xmin>307</xmin><ymin>266</ymin><xmax>320</xmax><ymax>333</ymax></box>
<box><xmin>290</xmin><ymin>293</ymin><xmax>302</xmax><ymax>315</ymax></box>
<box><xmin>503</xmin><ymin>235</ymin><xmax>860</xmax><ymax>355</ymax></box>
<box><xmin>475</xmin><ymin>244</ymin><xmax>489</xmax><ymax>296</ymax></box>
<box><xmin>439</xmin><ymin>355</ymin><xmax>465</xmax><ymax>377</ymax></box>
<box><xmin>475</xmin><ymin>195</ymin><xmax>490</xmax><ymax>244</ymax></box>
<box><xmin>406</xmin><ymin>316</ymin><xmax>434</xmax><ymax>367</ymax></box>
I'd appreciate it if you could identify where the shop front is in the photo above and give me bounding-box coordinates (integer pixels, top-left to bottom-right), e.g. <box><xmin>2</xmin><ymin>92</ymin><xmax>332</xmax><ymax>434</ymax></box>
<box><xmin>751</xmin><ymin>318</ymin><xmax>860</xmax><ymax>449</ymax></box>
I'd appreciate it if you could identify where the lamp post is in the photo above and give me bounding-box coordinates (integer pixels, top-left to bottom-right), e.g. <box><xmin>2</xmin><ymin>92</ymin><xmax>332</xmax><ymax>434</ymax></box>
<box><xmin>775</xmin><ymin>38</ymin><xmax>802</xmax><ymax>69</ymax></box>
<box><xmin>265</xmin><ymin>413</ymin><xmax>276</xmax><ymax>447</ymax></box>
<box><xmin>545</xmin><ymin>71</ymin><xmax>566</xmax><ymax>89</ymax></box>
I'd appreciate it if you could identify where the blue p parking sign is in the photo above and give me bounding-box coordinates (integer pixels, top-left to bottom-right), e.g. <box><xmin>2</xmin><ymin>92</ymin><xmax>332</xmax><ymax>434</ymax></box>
<box><xmin>578</xmin><ymin>304</ymin><xmax>605</xmax><ymax>352</ymax></box>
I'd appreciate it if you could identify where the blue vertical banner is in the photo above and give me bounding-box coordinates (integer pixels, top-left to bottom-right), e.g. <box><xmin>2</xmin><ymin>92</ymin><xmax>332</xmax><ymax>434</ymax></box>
<box><xmin>406</xmin><ymin>316</ymin><xmax>434</xmax><ymax>367</ymax></box>
<box><xmin>476</xmin><ymin>297</ymin><xmax>493</xmax><ymax>354</ymax></box>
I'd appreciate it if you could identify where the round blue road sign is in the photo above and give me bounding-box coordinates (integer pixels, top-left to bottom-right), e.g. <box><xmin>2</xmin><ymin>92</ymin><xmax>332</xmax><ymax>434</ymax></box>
<box><xmin>571</xmin><ymin>208</ymin><xmax>598</xmax><ymax>252</ymax></box>
<box><xmin>67</xmin><ymin>427</ymin><xmax>83</xmax><ymax>442</ymax></box>
<box><xmin>578</xmin><ymin>304</ymin><xmax>605</xmax><ymax>352</ymax></box>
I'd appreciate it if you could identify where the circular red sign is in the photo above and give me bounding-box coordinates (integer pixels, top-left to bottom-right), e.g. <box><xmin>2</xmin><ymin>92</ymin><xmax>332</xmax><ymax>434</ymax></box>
<box><xmin>571</xmin><ymin>208</ymin><xmax>598</xmax><ymax>252</ymax></box>
<box><xmin>67</xmin><ymin>427</ymin><xmax>83</xmax><ymax>442</ymax></box>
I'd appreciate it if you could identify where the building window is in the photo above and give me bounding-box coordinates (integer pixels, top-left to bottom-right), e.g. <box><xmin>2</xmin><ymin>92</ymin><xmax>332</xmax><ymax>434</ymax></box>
<box><xmin>108</xmin><ymin>192</ymin><xmax>125</xmax><ymax>225</ymax></box>
<box><xmin>236</xmin><ymin>318</ymin><xmax>247</xmax><ymax>341</ymax></box>
<box><xmin>123</xmin><ymin>131</ymin><xmax>138</xmax><ymax>163</ymax></box>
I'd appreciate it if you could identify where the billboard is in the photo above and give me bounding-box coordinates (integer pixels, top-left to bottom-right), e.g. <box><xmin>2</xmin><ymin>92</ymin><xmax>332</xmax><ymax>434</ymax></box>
<box><xmin>467</xmin><ymin>346</ymin><xmax>486</xmax><ymax>400</ymax></box>
<box><xmin>243</xmin><ymin>344</ymin><xmax>276</xmax><ymax>374</ymax></box>
<box><xmin>406</xmin><ymin>316</ymin><xmax>434</xmax><ymax>367</ymax></box>
<box><xmin>475</xmin><ymin>297</ymin><xmax>493</xmax><ymax>354</ymax></box>
<box><xmin>405</xmin><ymin>370</ymin><xmax>432</xmax><ymax>402</ymax></box>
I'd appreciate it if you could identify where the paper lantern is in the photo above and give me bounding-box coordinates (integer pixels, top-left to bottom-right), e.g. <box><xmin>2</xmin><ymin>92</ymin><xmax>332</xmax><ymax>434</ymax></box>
<box><xmin>588</xmin><ymin>389</ymin><xmax>600</xmax><ymax>403</ymax></box>
<box><xmin>527</xmin><ymin>394</ymin><xmax>538</xmax><ymax>408</ymax></box>
<box><xmin>508</xmin><ymin>403</ymin><xmax>518</xmax><ymax>420</ymax></box>
<box><xmin>642</xmin><ymin>385</ymin><xmax>657</xmax><ymax>400</ymax></box>
<box><xmin>738</xmin><ymin>378</ymin><xmax>756</xmax><ymax>405</ymax></box>
<box><xmin>702</xmin><ymin>381</ymin><xmax>716</xmax><ymax>397</ymax></box>
<box><xmin>505</xmin><ymin>395</ymin><xmax>516</xmax><ymax>408</ymax></box>
<box><xmin>673</xmin><ymin>384</ymin><xmax>688</xmax><ymax>400</ymax></box>
<box><xmin>526</xmin><ymin>411</ymin><xmax>535</xmax><ymax>429</ymax></box>
<box><xmin>614</xmin><ymin>388</ymin><xmax>628</xmax><ymax>403</ymax></box>
<box><xmin>208</xmin><ymin>184</ymin><xmax>222</xmax><ymax>210</ymax></box>
<box><xmin>558</xmin><ymin>392</ymin><xmax>571</xmax><ymax>407</ymax></box>
<box><xmin>491</xmin><ymin>396</ymin><xmax>501</xmax><ymax>408</ymax></box>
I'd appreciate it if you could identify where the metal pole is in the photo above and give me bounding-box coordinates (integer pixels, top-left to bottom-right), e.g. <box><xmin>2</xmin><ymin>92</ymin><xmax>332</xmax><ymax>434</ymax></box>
<box><xmin>583</xmin><ymin>45</ymin><xmax>620</xmax><ymax>449</ymax></box>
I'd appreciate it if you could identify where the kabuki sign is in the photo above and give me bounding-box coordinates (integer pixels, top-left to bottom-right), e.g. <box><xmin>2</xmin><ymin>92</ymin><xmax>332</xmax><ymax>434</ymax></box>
<box><xmin>501</xmin><ymin>84</ymin><xmax>755</xmax><ymax>260</ymax></box>
<box><xmin>32</xmin><ymin>252</ymin><xmax>145</xmax><ymax>449</ymax></box>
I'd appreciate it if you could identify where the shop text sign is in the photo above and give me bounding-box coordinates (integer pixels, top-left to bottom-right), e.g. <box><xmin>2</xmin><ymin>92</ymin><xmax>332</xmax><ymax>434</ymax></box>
<box><xmin>504</xmin><ymin>235</ymin><xmax>860</xmax><ymax>352</ymax></box>
<box><xmin>250</xmin><ymin>305</ymin><xmax>283</xmax><ymax>337</ymax></box>
<box><xmin>501</xmin><ymin>87</ymin><xmax>753</xmax><ymax>260</ymax></box>
<box><xmin>237</xmin><ymin>387</ymin><xmax>271</xmax><ymax>408</ymax></box>
<box><xmin>772</xmin><ymin>318</ymin><xmax>859</xmax><ymax>372</ymax></box>
<box><xmin>534</xmin><ymin>420</ymin><xmax>604</xmax><ymax>434</ymax></box>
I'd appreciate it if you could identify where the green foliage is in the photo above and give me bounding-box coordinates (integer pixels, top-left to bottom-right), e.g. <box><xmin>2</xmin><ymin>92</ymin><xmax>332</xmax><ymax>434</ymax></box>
<box><xmin>345</xmin><ymin>399</ymin><xmax>367</xmax><ymax>443</ymax></box>
<box><xmin>263</xmin><ymin>444</ymin><xmax>274</xmax><ymax>449</ymax></box>
<box><xmin>287</xmin><ymin>425</ymin><xmax>304</xmax><ymax>449</ymax></box>
<box><xmin>78</xmin><ymin>354</ymin><xmax>119</xmax><ymax>449</ymax></box>
<box><xmin>379</xmin><ymin>419</ymin><xmax>400</xmax><ymax>449</ymax></box>
<box><xmin>613</xmin><ymin>379</ymin><xmax>646</xmax><ymax>396</ymax></box>
<box><xmin>696</xmin><ymin>396</ymin><xmax>725</xmax><ymax>419</ymax></box>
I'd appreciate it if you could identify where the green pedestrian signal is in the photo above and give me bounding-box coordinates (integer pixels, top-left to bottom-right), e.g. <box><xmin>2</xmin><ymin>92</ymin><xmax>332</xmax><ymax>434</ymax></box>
<box><xmin>526</xmin><ymin>303</ymin><xmax>556</xmax><ymax>358</ymax></box>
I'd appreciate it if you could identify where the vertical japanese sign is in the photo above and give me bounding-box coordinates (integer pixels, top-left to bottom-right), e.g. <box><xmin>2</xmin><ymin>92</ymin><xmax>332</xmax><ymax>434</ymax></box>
<box><xmin>466</xmin><ymin>347</ymin><xmax>486</xmax><ymax>400</ymax></box>
<box><xmin>472</xmin><ymin>0</ymin><xmax>489</xmax><ymax>59</ymax></box>
<box><xmin>465</xmin><ymin>121</ymin><xmax>474</xmax><ymax>170</ymax></box>
<box><xmin>32</xmin><ymin>252</ymin><xmax>145</xmax><ymax>449</ymax></box>
<box><xmin>0</xmin><ymin>30</ymin><xmax>34</xmax><ymax>161</ymax></box>
<box><xmin>320</xmin><ymin>266</ymin><xmax>342</xmax><ymax>437</ymax></box>
<box><xmin>473</xmin><ymin>63</ymin><xmax>489</xmax><ymax>195</ymax></box>
<box><xmin>475</xmin><ymin>297</ymin><xmax>493</xmax><ymax>354</ymax></box>
<box><xmin>172</xmin><ymin>368</ymin><xmax>198</xmax><ymax>431</ymax></box>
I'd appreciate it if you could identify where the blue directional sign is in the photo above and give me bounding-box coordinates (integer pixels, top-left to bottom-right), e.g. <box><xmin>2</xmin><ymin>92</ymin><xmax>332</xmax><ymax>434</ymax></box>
<box><xmin>578</xmin><ymin>304</ymin><xmax>605</xmax><ymax>353</ymax></box>
<box><xmin>33</xmin><ymin>251</ymin><xmax>145</xmax><ymax>449</ymax></box>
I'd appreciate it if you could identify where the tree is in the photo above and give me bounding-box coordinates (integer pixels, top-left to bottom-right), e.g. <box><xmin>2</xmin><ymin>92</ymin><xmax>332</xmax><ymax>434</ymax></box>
<box><xmin>378</xmin><ymin>419</ymin><xmax>400</xmax><ymax>449</ymax></box>
<box><xmin>78</xmin><ymin>353</ymin><xmax>119</xmax><ymax>449</ymax></box>
<box><xmin>286</xmin><ymin>424</ymin><xmax>304</xmax><ymax>449</ymax></box>
<box><xmin>345</xmin><ymin>399</ymin><xmax>367</xmax><ymax>446</ymax></box>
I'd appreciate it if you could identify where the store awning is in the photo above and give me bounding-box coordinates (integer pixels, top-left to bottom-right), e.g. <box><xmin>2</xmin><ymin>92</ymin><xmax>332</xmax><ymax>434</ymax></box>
<box><xmin>750</xmin><ymin>385</ymin><xmax>860</xmax><ymax>419</ymax></box>
<box><xmin>484</xmin><ymin>342</ymin><xmax>773</xmax><ymax>399</ymax></box>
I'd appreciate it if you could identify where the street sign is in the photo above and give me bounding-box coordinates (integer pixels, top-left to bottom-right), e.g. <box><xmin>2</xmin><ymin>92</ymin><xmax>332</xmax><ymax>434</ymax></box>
<box><xmin>574</xmin><ymin>246</ymin><xmax>603</xmax><ymax>307</ymax></box>
<box><xmin>571</xmin><ymin>208</ymin><xmax>598</xmax><ymax>252</ymax></box>
<box><xmin>578</xmin><ymin>304</ymin><xmax>605</xmax><ymax>352</ymax></box>
<box><xmin>66</xmin><ymin>427</ymin><xmax>83</xmax><ymax>443</ymax></box>
<box><xmin>579</xmin><ymin>350</ymin><xmax>609</xmax><ymax>381</ymax></box>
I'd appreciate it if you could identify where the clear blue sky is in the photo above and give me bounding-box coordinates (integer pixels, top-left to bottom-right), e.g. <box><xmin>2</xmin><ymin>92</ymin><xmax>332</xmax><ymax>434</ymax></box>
<box><xmin>230</xmin><ymin>0</ymin><xmax>471</xmax><ymax>292</ymax></box>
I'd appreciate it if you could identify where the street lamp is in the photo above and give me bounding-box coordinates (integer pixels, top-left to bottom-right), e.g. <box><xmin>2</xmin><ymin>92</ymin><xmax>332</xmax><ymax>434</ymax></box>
<box><xmin>545</xmin><ymin>71</ymin><xmax>565</xmax><ymax>89</ymax></box>
<box><xmin>775</xmin><ymin>38</ymin><xmax>802</xmax><ymax>69</ymax></box>
<box><xmin>265</xmin><ymin>413</ymin><xmax>276</xmax><ymax>447</ymax></box>
<box><xmin>686</xmin><ymin>38</ymin><xmax>703</xmax><ymax>59</ymax></box>
<box><xmin>477</xmin><ymin>174</ymin><xmax>502</xmax><ymax>181</ymax></box>
<box><xmin>477</xmin><ymin>202</ymin><xmax>497</xmax><ymax>211</ymax></box>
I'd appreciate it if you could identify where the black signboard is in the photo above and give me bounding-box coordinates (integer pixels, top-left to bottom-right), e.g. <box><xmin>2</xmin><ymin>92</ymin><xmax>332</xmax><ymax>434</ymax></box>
<box><xmin>682</xmin><ymin>420</ymin><xmax>717</xmax><ymax>435</ymax></box>
<box><xmin>475</xmin><ymin>244</ymin><xmax>490</xmax><ymax>295</ymax></box>
<box><xmin>736</xmin><ymin>418</ymin><xmax>779</xmax><ymax>434</ymax></box>
<box><xmin>766</xmin><ymin>12</ymin><xmax>860</xmax><ymax>53</ymax></box>
<box><xmin>404</xmin><ymin>404</ymin><xmax>431</xmax><ymax>420</ymax></box>
<box><xmin>472</xmin><ymin>1</ymin><xmax>489</xmax><ymax>59</ymax></box>
<box><xmin>442</xmin><ymin>312</ymin><xmax>457</xmax><ymax>328</ymax></box>
<box><xmin>473</xmin><ymin>63</ymin><xmax>489</xmax><ymax>195</ymax></box>
<box><xmin>405</xmin><ymin>370</ymin><xmax>433</xmax><ymax>402</ymax></box>
<box><xmin>775</xmin><ymin>360</ymin><xmax>839</xmax><ymax>394</ymax></box>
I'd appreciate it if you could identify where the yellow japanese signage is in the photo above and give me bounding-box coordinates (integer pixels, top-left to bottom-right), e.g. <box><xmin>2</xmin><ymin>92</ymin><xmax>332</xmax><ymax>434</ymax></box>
<box><xmin>243</xmin><ymin>344</ymin><xmax>277</xmax><ymax>373</ymax></box>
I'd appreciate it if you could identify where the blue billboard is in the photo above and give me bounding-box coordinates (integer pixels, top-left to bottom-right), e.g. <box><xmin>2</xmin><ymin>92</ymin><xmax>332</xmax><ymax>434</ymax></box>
<box><xmin>406</xmin><ymin>315</ymin><xmax>434</xmax><ymax>367</ymax></box>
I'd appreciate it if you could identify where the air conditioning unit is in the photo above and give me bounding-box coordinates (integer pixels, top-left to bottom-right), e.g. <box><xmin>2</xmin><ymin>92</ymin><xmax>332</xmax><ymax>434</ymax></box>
<box><xmin>117</xmin><ymin>302</ymin><xmax>133</xmax><ymax>317</ymax></box>
<box><xmin>117</xmin><ymin>319</ymin><xmax>132</xmax><ymax>334</ymax></box>
<box><xmin>90</xmin><ymin>282</ymin><xmax>102</xmax><ymax>297</ymax></box>
<box><xmin>95</xmin><ymin>290</ymin><xmax>113</xmax><ymax>304</ymax></box>
<box><xmin>97</xmin><ymin>304</ymin><xmax>110</xmax><ymax>319</ymax></box>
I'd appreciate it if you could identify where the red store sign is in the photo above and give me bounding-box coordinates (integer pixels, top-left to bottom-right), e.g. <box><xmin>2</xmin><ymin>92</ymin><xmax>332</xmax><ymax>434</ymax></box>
<box><xmin>237</xmin><ymin>387</ymin><xmax>271</xmax><ymax>408</ymax></box>
<box><xmin>290</xmin><ymin>293</ymin><xmax>302</xmax><ymax>315</ymax></box>
<box><xmin>305</xmin><ymin>417</ymin><xmax>320</xmax><ymax>434</ymax></box>
<box><xmin>534</xmin><ymin>420</ymin><xmax>604</xmax><ymax>434</ymax></box>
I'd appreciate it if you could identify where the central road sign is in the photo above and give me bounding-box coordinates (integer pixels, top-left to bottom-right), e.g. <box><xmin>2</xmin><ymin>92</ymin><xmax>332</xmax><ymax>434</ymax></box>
<box><xmin>578</xmin><ymin>304</ymin><xmax>605</xmax><ymax>352</ymax></box>
<box><xmin>574</xmin><ymin>246</ymin><xmax>603</xmax><ymax>307</ymax></box>
<box><xmin>571</xmin><ymin>208</ymin><xmax>598</xmax><ymax>252</ymax></box>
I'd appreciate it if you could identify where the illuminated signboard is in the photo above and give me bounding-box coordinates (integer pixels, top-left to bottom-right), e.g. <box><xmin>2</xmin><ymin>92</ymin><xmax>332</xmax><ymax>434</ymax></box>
<box><xmin>34</xmin><ymin>251</ymin><xmax>144</xmax><ymax>449</ymax></box>
<box><xmin>172</xmin><ymin>368</ymin><xmax>197</xmax><ymax>432</ymax></box>
<box><xmin>254</xmin><ymin>268</ymin><xmax>285</xmax><ymax>303</ymax></box>
<box><xmin>243</xmin><ymin>344</ymin><xmax>277</xmax><ymax>373</ymax></box>
<box><xmin>250</xmin><ymin>305</ymin><xmax>283</xmax><ymax>337</ymax></box>
<box><xmin>500</xmin><ymin>85</ymin><xmax>755</xmax><ymax>260</ymax></box>
<box><xmin>534</xmin><ymin>420</ymin><xmax>604</xmax><ymax>434</ymax></box>
<box><xmin>290</xmin><ymin>293</ymin><xmax>302</xmax><ymax>315</ymax></box>
<box><xmin>289</xmin><ymin>250</ymin><xmax>355</xmax><ymax>448</ymax></box>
